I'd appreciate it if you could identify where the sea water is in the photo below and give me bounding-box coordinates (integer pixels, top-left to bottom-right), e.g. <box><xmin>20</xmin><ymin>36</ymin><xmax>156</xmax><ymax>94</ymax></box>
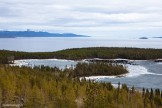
<box><xmin>1</xmin><ymin>37</ymin><xmax>162</xmax><ymax>52</ymax></box>
<box><xmin>12</xmin><ymin>59</ymin><xmax>162</xmax><ymax>90</ymax></box>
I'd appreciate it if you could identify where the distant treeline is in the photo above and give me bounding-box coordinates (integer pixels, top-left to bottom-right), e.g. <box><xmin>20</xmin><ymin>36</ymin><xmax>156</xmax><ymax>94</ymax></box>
<box><xmin>0</xmin><ymin>65</ymin><xmax>162</xmax><ymax>107</ymax></box>
<box><xmin>1</xmin><ymin>47</ymin><xmax>162</xmax><ymax>64</ymax></box>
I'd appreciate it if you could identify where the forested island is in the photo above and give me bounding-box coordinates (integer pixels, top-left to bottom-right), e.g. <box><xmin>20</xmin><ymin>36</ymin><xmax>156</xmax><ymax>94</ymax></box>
<box><xmin>1</xmin><ymin>47</ymin><xmax>162</xmax><ymax>64</ymax></box>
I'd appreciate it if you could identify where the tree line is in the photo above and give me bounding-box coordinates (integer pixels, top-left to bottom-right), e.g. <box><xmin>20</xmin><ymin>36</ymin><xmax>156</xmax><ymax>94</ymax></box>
<box><xmin>1</xmin><ymin>47</ymin><xmax>162</xmax><ymax>64</ymax></box>
<box><xmin>72</xmin><ymin>62</ymin><xmax>128</xmax><ymax>77</ymax></box>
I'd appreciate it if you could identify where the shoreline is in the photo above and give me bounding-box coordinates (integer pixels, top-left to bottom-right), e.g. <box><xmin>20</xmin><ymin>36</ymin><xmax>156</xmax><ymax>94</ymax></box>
<box><xmin>11</xmin><ymin>58</ymin><xmax>153</xmax><ymax>78</ymax></box>
<box><xmin>11</xmin><ymin>59</ymin><xmax>162</xmax><ymax>79</ymax></box>
<box><xmin>9</xmin><ymin>58</ymin><xmax>162</xmax><ymax>90</ymax></box>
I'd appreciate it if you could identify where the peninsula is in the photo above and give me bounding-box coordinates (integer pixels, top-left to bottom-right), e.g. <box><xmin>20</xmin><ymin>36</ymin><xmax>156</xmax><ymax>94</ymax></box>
<box><xmin>0</xmin><ymin>30</ymin><xmax>89</xmax><ymax>38</ymax></box>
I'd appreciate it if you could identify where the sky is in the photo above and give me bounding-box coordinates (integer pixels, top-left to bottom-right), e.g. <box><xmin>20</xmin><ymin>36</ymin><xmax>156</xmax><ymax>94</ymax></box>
<box><xmin>1</xmin><ymin>0</ymin><xmax>162</xmax><ymax>38</ymax></box>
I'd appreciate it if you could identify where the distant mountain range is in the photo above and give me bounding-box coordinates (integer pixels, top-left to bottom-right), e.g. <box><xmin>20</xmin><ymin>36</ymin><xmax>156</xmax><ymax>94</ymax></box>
<box><xmin>0</xmin><ymin>30</ymin><xmax>89</xmax><ymax>38</ymax></box>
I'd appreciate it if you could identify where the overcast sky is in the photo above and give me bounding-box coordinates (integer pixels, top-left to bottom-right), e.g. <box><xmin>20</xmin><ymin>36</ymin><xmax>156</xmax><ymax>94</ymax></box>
<box><xmin>1</xmin><ymin>0</ymin><xmax>162</xmax><ymax>38</ymax></box>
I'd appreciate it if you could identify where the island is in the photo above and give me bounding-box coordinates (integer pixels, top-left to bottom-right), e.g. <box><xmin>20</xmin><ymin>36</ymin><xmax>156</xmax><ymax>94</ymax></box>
<box><xmin>153</xmin><ymin>37</ymin><xmax>162</xmax><ymax>39</ymax></box>
<box><xmin>139</xmin><ymin>37</ymin><xmax>148</xmax><ymax>39</ymax></box>
<box><xmin>155</xmin><ymin>59</ymin><xmax>162</xmax><ymax>62</ymax></box>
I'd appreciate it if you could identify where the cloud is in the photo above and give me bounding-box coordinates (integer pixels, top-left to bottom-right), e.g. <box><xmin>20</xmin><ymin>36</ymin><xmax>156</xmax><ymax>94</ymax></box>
<box><xmin>0</xmin><ymin>0</ymin><xmax>162</xmax><ymax>38</ymax></box>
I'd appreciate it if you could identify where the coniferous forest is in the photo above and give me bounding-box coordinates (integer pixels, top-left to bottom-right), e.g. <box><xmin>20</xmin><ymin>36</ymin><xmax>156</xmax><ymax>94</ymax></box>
<box><xmin>0</xmin><ymin>47</ymin><xmax>162</xmax><ymax>107</ymax></box>
<box><xmin>73</xmin><ymin>62</ymin><xmax>128</xmax><ymax>77</ymax></box>
<box><xmin>1</xmin><ymin>47</ymin><xmax>162</xmax><ymax>64</ymax></box>
<box><xmin>0</xmin><ymin>65</ymin><xmax>162</xmax><ymax>108</ymax></box>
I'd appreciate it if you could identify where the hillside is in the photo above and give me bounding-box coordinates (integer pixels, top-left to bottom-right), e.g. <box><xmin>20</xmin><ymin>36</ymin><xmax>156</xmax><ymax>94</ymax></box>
<box><xmin>0</xmin><ymin>65</ymin><xmax>161</xmax><ymax>107</ymax></box>
<box><xmin>0</xmin><ymin>30</ymin><xmax>89</xmax><ymax>38</ymax></box>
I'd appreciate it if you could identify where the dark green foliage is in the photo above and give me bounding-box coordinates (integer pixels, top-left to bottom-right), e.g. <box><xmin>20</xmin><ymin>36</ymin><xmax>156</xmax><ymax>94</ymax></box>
<box><xmin>54</xmin><ymin>47</ymin><xmax>162</xmax><ymax>60</ymax></box>
<box><xmin>1</xmin><ymin>47</ymin><xmax>162</xmax><ymax>64</ymax></box>
<box><xmin>73</xmin><ymin>62</ymin><xmax>128</xmax><ymax>77</ymax></box>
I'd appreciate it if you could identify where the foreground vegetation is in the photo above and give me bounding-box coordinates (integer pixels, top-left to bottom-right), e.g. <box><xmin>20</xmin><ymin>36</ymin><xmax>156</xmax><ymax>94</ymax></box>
<box><xmin>0</xmin><ymin>65</ymin><xmax>162</xmax><ymax>108</ymax></box>
<box><xmin>1</xmin><ymin>47</ymin><xmax>162</xmax><ymax>64</ymax></box>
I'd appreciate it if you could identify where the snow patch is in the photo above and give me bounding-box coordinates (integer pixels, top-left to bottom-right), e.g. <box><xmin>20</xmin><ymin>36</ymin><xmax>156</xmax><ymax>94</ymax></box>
<box><xmin>126</xmin><ymin>64</ymin><xmax>162</xmax><ymax>77</ymax></box>
<box><xmin>80</xmin><ymin>76</ymin><xmax>116</xmax><ymax>81</ymax></box>
<box><xmin>126</xmin><ymin>64</ymin><xmax>149</xmax><ymax>77</ymax></box>
<box><xmin>157</xmin><ymin>62</ymin><xmax>162</xmax><ymax>65</ymax></box>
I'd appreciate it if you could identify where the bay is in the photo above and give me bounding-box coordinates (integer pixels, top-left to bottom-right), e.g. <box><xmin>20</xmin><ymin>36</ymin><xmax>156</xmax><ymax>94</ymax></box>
<box><xmin>0</xmin><ymin>37</ymin><xmax>162</xmax><ymax>52</ymax></box>
<box><xmin>2</xmin><ymin>37</ymin><xmax>162</xmax><ymax>90</ymax></box>
<box><xmin>12</xmin><ymin>59</ymin><xmax>162</xmax><ymax>90</ymax></box>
